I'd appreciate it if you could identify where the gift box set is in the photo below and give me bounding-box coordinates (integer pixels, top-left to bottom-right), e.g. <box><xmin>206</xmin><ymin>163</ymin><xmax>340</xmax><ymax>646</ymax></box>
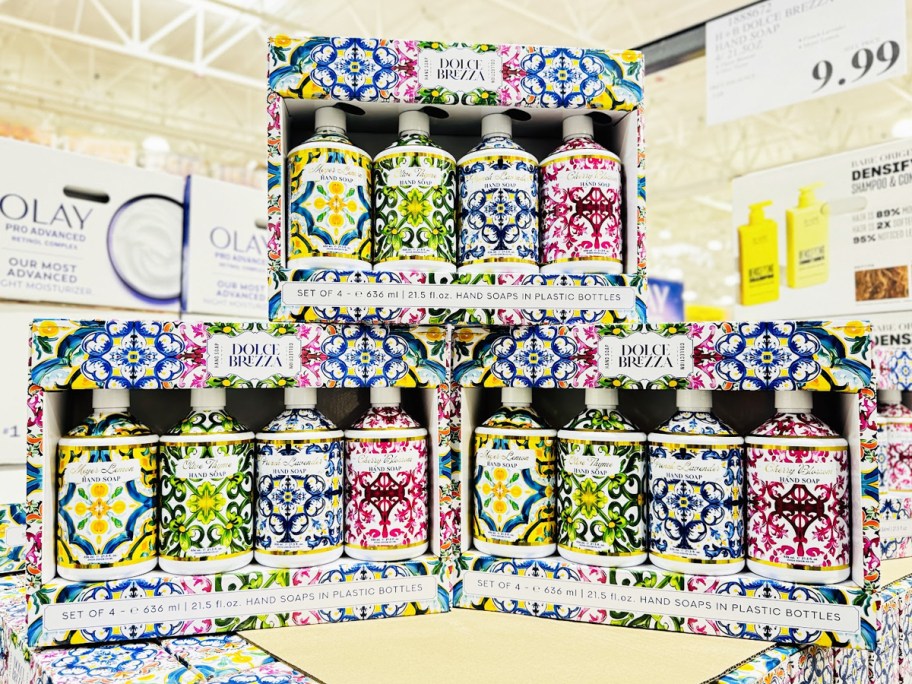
<box><xmin>24</xmin><ymin>319</ymin><xmax>454</xmax><ymax>648</ymax></box>
<box><xmin>871</xmin><ymin>312</ymin><xmax>912</xmax><ymax>563</ymax></box>
<box><xmin>0</xmin><ymin>574</ymin><xmax>316</xmax><ymax>683</ymax></box>
<box><xmin>265</xmin><ymin>35</ymin><xmax>647</xmax><ymax>326</ymax></box>
<box><xmin>450</xmin><ymin>320</ymin><xmax>881</xmax><ymax>650</ymax></box>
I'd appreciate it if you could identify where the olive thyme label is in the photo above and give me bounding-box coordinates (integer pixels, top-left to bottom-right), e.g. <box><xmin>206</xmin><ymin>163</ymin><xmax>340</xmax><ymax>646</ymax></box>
<box><xmin>206</xmin><ymin>331</ymin><xmax>302</xmax><ymax>381</ymax></box>
<box><xmin>598</xmin><ymin>331</ymin><xmax>694</xmax><ymax>381</ymax></box>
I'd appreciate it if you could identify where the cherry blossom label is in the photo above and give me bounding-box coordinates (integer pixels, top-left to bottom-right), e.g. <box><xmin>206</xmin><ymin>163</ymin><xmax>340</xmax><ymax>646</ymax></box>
<box><xmin>747</xmin><ymin>445</ymin><xmax>849</xmax><ymax>571</ymax></box>
<box><xmin>207</xmin><ymin>332</ymin><xmax>301</xmax><ymax>381</ymax></box>
<box><xmin>345</xmin><ymin>436</ymin><xmax>428</xmax><ymax>550</ymax></box>
<box><xmin>599</xmin><ymin>332</ymin><xmax>694</xmax><ymax>381</ymax></box>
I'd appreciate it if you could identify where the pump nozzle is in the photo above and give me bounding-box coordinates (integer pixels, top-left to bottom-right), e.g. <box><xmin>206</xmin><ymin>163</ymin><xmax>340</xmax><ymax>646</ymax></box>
<box><xmin>797</xmin><ymin>182</ymin><xmax>824</xmax><ymax>208</ymax></box>
<box><xmin>748</xmin><ymin>200</ymin><xmax>773</xmax><ymax>222</ymax></box>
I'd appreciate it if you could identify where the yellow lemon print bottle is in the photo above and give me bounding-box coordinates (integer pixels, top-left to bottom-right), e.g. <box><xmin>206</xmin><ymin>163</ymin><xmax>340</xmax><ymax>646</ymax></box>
<box><xmin>738</xmin><ymin>200</ymin><xmax>780</xmax><ymax>305</ymax></box>
<box><xmin>287</xmin><ymin>106</ymin><xmax>373</xmax><ymax>272</ymax></box>
<box><xmin>472</xmin><ymin>387</ymin><xmax>556</xmax><ymax>558</ymax></box>
<box><xmin>57</xmin><ymin>389</ymin><xmax>158</xmax><ymax>581</ymax></box>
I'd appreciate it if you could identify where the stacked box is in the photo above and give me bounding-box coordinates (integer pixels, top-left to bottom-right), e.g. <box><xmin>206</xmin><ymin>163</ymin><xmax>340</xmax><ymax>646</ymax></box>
<box><xmin>451</xmin><ymin>321</ymin><xmax>880</xmax><ymax>649</ymax></box>
<box><xmin>266</xmin><ymin>35</ymin><xmax>647</xmax><ymax>325</ymax></box>
<box><xmin>0</xmin><ymin>579</ymin><xmax>316</xmax><ymax>683</ymax></box>
<box><xmin>24</xmin><ymin>319</ymin><xmax>455</xmax><ymax>648</ymax></box>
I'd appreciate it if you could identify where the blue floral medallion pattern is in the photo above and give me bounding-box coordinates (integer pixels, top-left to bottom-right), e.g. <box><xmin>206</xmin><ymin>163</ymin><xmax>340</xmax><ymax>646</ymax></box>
<box><xmin>321</xmin><ymin>326</ymin><xmax>409</xmax><ymax>386</ymax></box>
<box><xmin>716</xmin><ymin>322</ymin><xmax>822</xmax><ymax>390</ymax></box>
<box><xmin>490</xmin><ymin>327</ymin><xmax>577</xmax><ymax>387</ymax></box>
<box><xmin>80</xmin><ymin>321</ymin><xmax>184</xmax><ymax>389</ymax></box>
<box><xmin>520</xmin><ymin>48</ymin><xmax>605</xmax><ymax>108</ymax></box>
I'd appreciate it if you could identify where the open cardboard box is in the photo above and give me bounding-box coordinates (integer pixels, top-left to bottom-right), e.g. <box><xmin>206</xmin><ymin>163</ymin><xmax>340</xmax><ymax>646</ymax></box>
<box><xmin>24</xmin><ymin>319</ymin><xmax>456</xmax><ymax>648</ymax></box>
<box><xmin>450</xmin><ymin>321</ymin><xmax>881</xmax><ymax>649</ymax></box>
<box><xmin>266</xmin><ymin>36</ymin><xmax>647</xmax><ymax>326</ymax></box>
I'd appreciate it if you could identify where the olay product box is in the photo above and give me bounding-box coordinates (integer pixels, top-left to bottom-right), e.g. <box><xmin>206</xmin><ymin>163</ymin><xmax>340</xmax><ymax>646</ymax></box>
<box><xmin>182</xmin><ymin>176</ymin><xmax>269</xmax><ymax>318</ymax></box>
<box><xmin>24</xmin><ymin>319</ymin><xmax>455</xmax><ymax>648</ymax></box>
<box><xmin>0</xmin><ymin>139</ymin><xmax>184</xmax><ymax>312</ymax></box>
<box><xmin>266</xmin><ymin>36</ymin><xmax>647</xmax><ymax>325</ymax></box>
<box><xmin>451</xmin><ymin>321</ymin><xmax>880</xmax><ymax>650</ymax></box>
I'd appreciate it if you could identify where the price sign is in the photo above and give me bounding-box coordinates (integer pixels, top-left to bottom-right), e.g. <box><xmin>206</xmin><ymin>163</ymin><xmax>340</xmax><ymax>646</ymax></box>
<box><xmin>707</xmin><ymin>0</ymin><xmax>907</xmax><ymax>125</ymax></box>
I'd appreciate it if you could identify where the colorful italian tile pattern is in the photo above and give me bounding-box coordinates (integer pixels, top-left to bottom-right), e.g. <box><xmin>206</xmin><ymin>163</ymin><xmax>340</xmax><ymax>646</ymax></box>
<box><xmin>34</xmin><ymin>642</ymin><xmax>202</xmax><ymax>684</ymax></box>
<box><xmin>266</xmin><ymin>37</ymin><xmax>646</xmax><ymax>325</ymax></box>
<box><xmin>711</xmin><ymin>645</ymin><xmax>795</xmax><ymax>684</ymax></box>
<box><xmin>0</xmin><ymin>504</ymin><xmax>26</xmax><ymax>574</ymax></box>
<box><xmin>24</xmin><ymin>320</ymin><xmax>454</xmax><ymax>647</ymax></box>
<box><xmin>163</xmin><ymin>634</ymin><xmax>275</xmax><ymax>679</ymax></box>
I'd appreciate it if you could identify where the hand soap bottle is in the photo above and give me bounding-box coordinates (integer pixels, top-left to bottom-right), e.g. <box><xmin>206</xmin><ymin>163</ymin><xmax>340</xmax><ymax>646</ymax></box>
<box><xmin>373</xmin><ymin>110</ymin><xmax>456</xmax><ymax>274</ymax></box>
<box><xmin>286</xmin><ymin>106</ymin><xmax>372</xmax><ymax>271</ymax></box>
<box><xmin>541</xmin><ymin>114</ymin><xmax>623</xmax><ymax>275</ymax></box>
<box><xmin>745</xmin><ymin>390</ymin><xmax>849</xmax><ymax>584</ymax></box>
<box><xmin>557</xmin><ymin>388</ymin><xmax>646</xmax><ymax>567</ymax></box>
<box><xmin>159</xmin><ymin>388</ymin><xmax>255</xmax><ymax>575</ymax></box>
<box><xmin>877</xmin><ymin>388</ymin><xmax>912</xmax><ymax>494</ymax></box>
<box><xmin>57</xmin><ymin>389</ymin><xmax>158</xmax><ymax>581</ymax></box>
<box><xmin>786</xmin><ymin>183</ymin><xmax>828</xmax><ymax>288</ymax></box>
<box><xmin>457</xmin><ymin>114</ymin><xmax>539</xmax><ymax>275</ymax></box>
<box><xmin>647</xmin><ymin>390</ymin><xmax>745</xmax><ymax>575</ymax></box>
<box><xmin>473</xmin><ymin>387</ymin><xmax>556</xmax><ymax>558</ymax></box>
<box><xmin>255</xmin><ymin>387</ymin><xmax>344</xmax><ymax>568</ymax></box>
<box><xmin>344</xmin><ymin>387</ymin><xmax>428</xmax><ymax>561</ymax></box>
<box><xmin>738</xmin><ymin>201</ymin><xmax>780</xmax><ymax>305</ymax></box>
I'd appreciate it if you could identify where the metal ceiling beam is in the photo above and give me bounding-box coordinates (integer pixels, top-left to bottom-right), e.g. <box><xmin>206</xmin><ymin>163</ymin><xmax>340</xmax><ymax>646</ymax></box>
<box><xmin>636</xmin><ymin>1</ymin><xmax>762</xmax><ymax>73</ymax></box>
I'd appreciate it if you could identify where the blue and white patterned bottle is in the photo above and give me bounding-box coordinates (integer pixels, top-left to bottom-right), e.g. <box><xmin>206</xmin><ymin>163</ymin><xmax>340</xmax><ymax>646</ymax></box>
<box><xmin>647</xmin><ymin>390</ymin><xmax>745</xmax><ymax>575</ymax></box>
<box><xmin>457</xmin><ymin>114</ymin><xmax>539</xmax><ymax>274</ymax></box>
<box><xmin>255</xmin><ymin>387</ymin><xmax>343</xmax><ymax>568</ymax></box>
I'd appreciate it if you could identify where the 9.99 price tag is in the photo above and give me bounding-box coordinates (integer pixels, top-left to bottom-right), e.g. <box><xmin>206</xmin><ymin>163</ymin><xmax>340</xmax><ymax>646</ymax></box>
<box><xmin>707</xmin><ymin>0</ymin><xmax>907</xmax><ymax>125</ymax></box>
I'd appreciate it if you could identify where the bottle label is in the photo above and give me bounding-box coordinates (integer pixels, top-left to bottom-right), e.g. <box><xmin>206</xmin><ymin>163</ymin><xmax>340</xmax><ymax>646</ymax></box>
<box><xmin>286</xmin><ymin>148</ymin><xmax>372</xmax><ymax>262</ymax></box>
<box><xmin>159</xmin><ymin>441</ymin><xmax>254</xmax><ymax>562</ymax></box>
<box><xmin>57</xmin><ymin>443</ymin><xmax>157</xmax><ymax>570</ymax></box>
<box><xmin>374</xmin><ymin>152</ymin><xmax>456</xmax><ymax>265</ymax></box>
<box><xmin>256</xmin><ymin>439</ymin><xmax>343</xmax><ymax>555</ymax></box>
<box><xmin>558</xmin><ymin>439</ymin><xmax>646</xmax><ymax>556</ymax></box>
<box><xmin>457</xmin><ymin>157</ymin><xmax>539</xmax><ymax>267</ymax></box>
<box><xmin>746</xmin><ymin>445</ymin><xmax>849</xmax><ymax>571</ymax></box>
<box><xmin>542</xmin><ymin>153</ymin><xmax>623</xmax><ymax>265</ymax></box>
<box><xmin>472</xmin><ymin>433</ymin><xmax>555</xmax><ymax>547</ymax></box>
<box><xmin>648</xmin><ymin>441</ymin><xmax>744</xmax><ymax>564</ymax></box>
<box><xmin>345</xmin><ymin>436</ymin><xmax>428</xmax><ymax>550</ymax></box>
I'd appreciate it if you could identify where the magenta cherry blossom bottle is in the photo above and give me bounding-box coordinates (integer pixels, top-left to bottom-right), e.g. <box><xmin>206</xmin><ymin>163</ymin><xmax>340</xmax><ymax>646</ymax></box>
<box><xmin>344</xmin><ymin>387</ymin><xmax>428</xmax><ymax>561</ymax></box>
<box><xmin>879</xmin><ymin>388</ymin><xmax>912</xmax><ymax>495</ymax></box>
<box><xmin>540</xmin><ymin>114</ymin><xmax>623</xmax><ymax>275</ymax></box>
<box><xmin>745</xmin><ymin>391</ymin><xmax>850</xmax><ymax>584</ymax></box>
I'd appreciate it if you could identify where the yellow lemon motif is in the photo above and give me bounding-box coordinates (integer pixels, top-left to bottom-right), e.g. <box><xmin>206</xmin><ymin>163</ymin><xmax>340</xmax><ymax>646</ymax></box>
<box><xmin>37</xmin><ymin>320</ymin><xmax>59</xmax><ymax>337</ymax></box>
<box><xmin>273</xmin><ymin>34</ymin><xmax>292</xmax><ymax>48</ymax></box>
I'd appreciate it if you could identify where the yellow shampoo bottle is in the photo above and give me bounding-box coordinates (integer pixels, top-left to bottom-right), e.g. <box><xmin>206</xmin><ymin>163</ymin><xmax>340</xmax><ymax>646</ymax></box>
<box><xmin>786</xmin><ymin>183</ymin><xmax>829</xmax><ymax>288</ymax></box>
<box><xmin>738</xmin><ymin>200</ymin><xmax>780</xmax><ymax>305</ymax></box>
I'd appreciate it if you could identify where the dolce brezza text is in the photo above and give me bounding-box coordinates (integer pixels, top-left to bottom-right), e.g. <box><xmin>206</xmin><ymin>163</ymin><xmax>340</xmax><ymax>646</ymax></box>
<box><xmin>228</xmin><ymin>342</ymin><xmax>283</xmax><ymax>368</ymax></box>
<box><xmin>616</xmin><ymin>342</ymin><xmax>677</xmax><ymax>369</ymax></box>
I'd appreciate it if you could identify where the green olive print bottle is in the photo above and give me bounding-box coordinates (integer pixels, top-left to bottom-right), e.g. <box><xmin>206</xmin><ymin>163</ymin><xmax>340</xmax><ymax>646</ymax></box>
<box><xmin>472</xmin><ymin>387</ymin><xmax>556</xmax><ymax>558</ymax></box>
<box><xmin>159</xmin><ymin>388</ymin><xmax>254</xmax><ymax>575</ymax></box>
<box><xmin>373</xmin><ymin>110</ymin><xmax>456</xmax><ymax>274</ymax></box>
<box><xmin>57</xmin><ymin>389</ymin><xmax>158</xmax><ymax>581</ymax></box>
<box><xmin>557</xmin><ymin>388</ymin><xmax>647</xmax><ymax>567</ymax></box>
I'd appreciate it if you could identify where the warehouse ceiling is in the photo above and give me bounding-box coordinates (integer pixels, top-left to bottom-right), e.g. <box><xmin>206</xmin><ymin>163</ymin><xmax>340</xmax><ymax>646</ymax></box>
<box><xmin>0</xmin><ymin>0</ymin><xmax>910</xmax><ymax>311</ymax></box>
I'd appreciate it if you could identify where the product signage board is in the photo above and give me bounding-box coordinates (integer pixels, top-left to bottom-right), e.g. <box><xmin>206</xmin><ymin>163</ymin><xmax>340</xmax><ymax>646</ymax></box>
<box><xmin>732</xmin><ymin>137</ymin><xmax>912</xmax><ymax>320</ymax></box>
<box><xmin>707</xmin><ymin>0</ymin><xmax>907</xmax><ymax>125</ymax></box>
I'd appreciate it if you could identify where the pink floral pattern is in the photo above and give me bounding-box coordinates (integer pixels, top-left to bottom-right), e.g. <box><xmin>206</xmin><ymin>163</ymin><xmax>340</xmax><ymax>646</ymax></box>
<box><xmin>747</xmin><ymin>412</ymin><xmax>849</xmax><ymax>572</ymax></box>
<box><xmin>541</xmin><ymin>137</ymin><xmax>623</xmax><ymax>267</ymax></box>
<box><xmin>879</xmin><ymin>401</ymin><xmax>912</xmax><ymax>492</ymax></box>
<box><xmin>345</xmin><ymin>406</ymin><xmax>428</xmax><ymax>552</ymax></box>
